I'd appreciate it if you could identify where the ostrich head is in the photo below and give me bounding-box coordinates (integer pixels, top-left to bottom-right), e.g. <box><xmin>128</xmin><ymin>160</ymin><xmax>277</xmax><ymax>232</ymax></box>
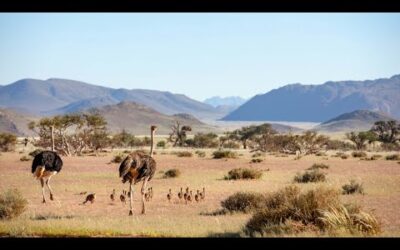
<box><xmin>151</xmin><ymin>125</ymin><xmax>157</xmax><ymax>132</ymax></box>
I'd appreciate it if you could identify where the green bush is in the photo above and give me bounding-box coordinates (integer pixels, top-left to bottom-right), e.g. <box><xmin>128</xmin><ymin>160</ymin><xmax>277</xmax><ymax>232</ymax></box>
<box><xmin>157</xmin><ymin>140</ymin><xmax>166</xmax><ymax>148</ymax></box>
<box><xmin>163</xmin><ymin>169</ymin><xmax>181</xmax><ymax>178</ymax></box>
<box><xmin>20</xmin><ymin>156</ymin><xmax>30</xmax><ymax>162</ymax></box>
<box><xmin>385</xmin><ymin>154</ymin><xmax>400</xmax><ymax>161</ymax></box>
<box><xmin>224</xmin><ymin>168</ymin><xmax>262</xmax><ymax>180</ymax></box>
<box><xmin>342</xmin><ymin>180</ymin><xmax>364</xmax><ymax>195</ymax></box>
<box><xmin>192</xmin><ymin>133</ymin><xmax>219</xmax><ymax>148</ymax></box>
<box><xmin>0</xmin><ymin>189</ymin><xmax>28</xmax><ymax>220</ymax></box>
<box><xmin>213</xmin><ymin>150</ymin><xmax>238</xmax><ymax>159</ymax></box>
<box><xmin>294</xmin><ymin>169</ymin><xmax>326</xmax><ymax>183</ymax></box>
<box><xmin>307</xmin><ymin>163</ymin><xmax>329</xmax><ymax>170</ymax></box>
<box><xmin>221</xmin><ymin>192</ymin><xmax>266</xmax><ymax>213</ymax></box>
<box><xmin>352</xmin><ymin>151</ymin><xmax>367</xmax><ymax>158</ymax></box>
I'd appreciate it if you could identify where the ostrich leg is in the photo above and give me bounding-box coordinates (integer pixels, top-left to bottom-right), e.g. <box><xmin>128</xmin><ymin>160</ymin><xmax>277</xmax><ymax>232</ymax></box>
<box><xmin>141</xmin><ymin>177</ymin><xmax>149</xmax><ymax>214</ymax></box>
<box><xmin>46</xmin><ymin>176</ymin><xmax>54</xmax><ymax>200</ymax></box>
<box><xmin>40</xmin><ymin>178</ymin><xmax>46</xmax><ymax>203</ymax></box>
<box><xmin>129</xmin><ymin>182</ymin><xmax>134</xmax><ymax>216</ymax></box>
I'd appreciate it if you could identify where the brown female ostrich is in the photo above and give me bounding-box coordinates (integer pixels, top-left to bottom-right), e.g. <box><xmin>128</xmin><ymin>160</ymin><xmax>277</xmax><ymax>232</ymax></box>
<box><xmin>31</xmin><ymin>150</ymin><xmax>63</xmax><ymax>203</ymax></box>
<box><xmin>119</xmin><ymin>125</ymin><xmax>157</xmax><ymax>215</ymax></box>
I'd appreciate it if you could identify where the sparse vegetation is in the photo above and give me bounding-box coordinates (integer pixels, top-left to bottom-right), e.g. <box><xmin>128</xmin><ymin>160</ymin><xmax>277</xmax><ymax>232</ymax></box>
<box><xmin>221</xmin><ymin>192</ymin><xmax>266</xmax><ymax>213</ymax></box>
<box><xmin>342</xmin><ymin>180</ymin><xmax>364</xmax><ymax>195</ymax></box>
<box><xmin>0</xmin><ymin>189</ymin><xmax>28</xmax><ymax>220</ymax></box>
<box><xmin>0</xmin><ymin>133</ymin><xmax>17</xmax><ymax>152</ymax></box>
<box><xmin>294</xmin><ymin>169</ymin><xmax>326</xmax><ymax>183</ymax></box>
<box><xmin>224</xmin><ymin>168</ymin><xmax>263</xmax><ymax>180</ymax></box>
<box><xmin>352</xmin><ymin>151</ymin><xmax>367</xmax><ymax>158</ymax></box>
<box><xmin>213</xmin><ymin>150</ymin><xmax>238</xmax><ymax>159</ymax></box>
<box><xmin>163</xmin><ymin>169</ymin><xmax>181</xmax><ymax>178</ymax></box>
<box><xmin>385</xmin><ymin>154</ymin><xmax>400</xmax><ymax>161</ymax></box>
<box><xmin>307</xmin><ymin>163</ymin><xmax>329</xmax><ymax>170</ymax></box>
<box><xmin>252</xmin><ymin>152</ymin><xmax>264</xmax><ymax>158</ymax></box>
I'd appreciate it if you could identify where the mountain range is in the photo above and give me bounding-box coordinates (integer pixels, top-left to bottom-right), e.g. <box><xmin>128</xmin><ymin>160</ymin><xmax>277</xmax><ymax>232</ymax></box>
<box><xmin>0</xmin><ymin>78</ymin><xmax>227</xmax><ymax>120</ymax></box>
<box><xmin>223</xmin><ymin>74</ymin><xmax>400</xmax><ymax>122</ymax></box>
<box><xmin>203</xmin><ymin>96</ymin><xmax>247</xmax><ymax>108</ymax></box>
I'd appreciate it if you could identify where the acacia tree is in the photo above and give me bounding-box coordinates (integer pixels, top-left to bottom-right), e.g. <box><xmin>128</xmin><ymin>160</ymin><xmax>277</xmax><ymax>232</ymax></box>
<box><xmin>249</xmin><ymin>124</ymin><xmax>278</xmax><ymax>152</ymax></box>
<box><xmin>168</xmin><ymin>121</ymin><xmax>192</xmax><ymax>147</ymax></box>
<box><xmin>28</xmin><ymin>113</ymin><xmax>109</xmax><ymax>156</ymax></box>
<box><xmin>370</xmin><ymin>120</ymin><xmax>399</xmax><ymax>144</ymax></box>
<box><xmin>346</xmin><ymin>131</ymin><xmax>377</xmax><ymax>150</ymax></box>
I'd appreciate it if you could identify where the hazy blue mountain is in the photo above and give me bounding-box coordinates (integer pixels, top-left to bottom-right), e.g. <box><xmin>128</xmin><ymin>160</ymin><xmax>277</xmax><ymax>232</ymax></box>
<box><xmin>204</xmin><ymin>96</ymin><xmax>247</xmax><ymax>107</ymax></box>
<box><xmin>314</xmin><ymin>110</ymin><xmax>397</xmax><ymax>132</ymax></box>
<box><xmin>223</xmin><ymin>74</ymin><xmax>400</xmax><ymax>122</ymax></box>
<box><xmin>0</xmin><ymin>78</ymin><xmax>227</xmax><ymax>120</ymax></box>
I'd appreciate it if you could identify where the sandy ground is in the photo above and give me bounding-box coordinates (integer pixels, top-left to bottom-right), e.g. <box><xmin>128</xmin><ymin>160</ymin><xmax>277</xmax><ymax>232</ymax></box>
<box><xmin>0</xmin><ymin>147</ymin><xmax>399</xmax><ymax>237</ymax></box>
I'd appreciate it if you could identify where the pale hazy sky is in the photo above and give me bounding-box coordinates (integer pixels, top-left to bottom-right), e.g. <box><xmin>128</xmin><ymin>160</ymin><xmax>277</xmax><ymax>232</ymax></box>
<box><xmin>0</xmin><ymin>13</ymin><xmax>399</xmax><ymax>101</ymax></box>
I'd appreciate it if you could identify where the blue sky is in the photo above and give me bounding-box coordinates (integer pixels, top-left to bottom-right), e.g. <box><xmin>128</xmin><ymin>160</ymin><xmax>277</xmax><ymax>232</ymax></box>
<box><xmin>0</xmin><ymin>13</ymin><xmax>399</xmax><ymax>101</ymax></box>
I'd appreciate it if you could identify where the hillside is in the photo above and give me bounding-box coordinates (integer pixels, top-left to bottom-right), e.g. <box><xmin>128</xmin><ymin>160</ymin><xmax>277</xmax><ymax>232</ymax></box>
<box><xmin>86</xmin><ymin>101</ymin><xmax>221</xmax><ymax>135</ymax></box>
<box><xmin>314</xmin><ymin>110</ymin><xmax>397</xmax><ymax>132</ymax></box>
<box><xmin>223</xmin><ymin>74</ymin><xmax>400</xmax><ymax>122</ymax></box>
<box><xmin>0</xmin><ymin>78</ymin><xmax>227</xmax><ymax>120</ymax></box>
<box><xmin>0</xmin><ymin>108</ymin><xmax>38</xmax><ymax>136</ymax></box>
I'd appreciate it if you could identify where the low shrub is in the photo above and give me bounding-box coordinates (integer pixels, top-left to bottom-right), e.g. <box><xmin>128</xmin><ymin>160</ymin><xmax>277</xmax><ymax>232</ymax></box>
<box><xmin>195</xmin><ymin>150</ymin><xmax>206</xmax><ymax>158</ymax></box>
<box><xmin>224</xmin><ymin>168</ymin><xmax>263</xmax><ymax>180</ymax></box>
<box><xmin>252</xmin><ymin>152</ymin><xmax>264</xmax><ymax>158</ymax></box>
<box><xmin>19</xmin><ymin>156</ymin><xmax>30</xmax><ymax>162</ymax></box>
<box><xmin>307</xmin><ymin>163</ymin><xmax>329</xmax><ymax>170</ymax></box>
<box><xmin>213</xmin><ymin>150</ymin><xmax>238</xmax><ymax>159</ymax></box>
<box><xmin>342</xmin><ymin>180</ymin><xmax>364</xmax><ymax>195</ymax></box>
<box><xmin>385</xmin><ymin>154</ymin><xmax>400</xmax><ymax>161</ymax></box>
<box><xmin>0</xmin><ymin>133</ymin><xmax>17</xmax><ymax>152</ymax></box>
<box><xmin>111</xmin><ymin>153</ymin><xmax>125</xmax><ymax>163</ymax></box>
<box><xmin>352</xmin><ymin>151</ymin><xmax>367</xmax><ymax>158</ymax></box>
<box><xmin>221</xmin><ymin>192</ymin><xmax>266</xmax><ymax>213</ymax></box>
<box><xmin>0</xmin><ymin>189</ymin><xmax>28</xmax><ymax>220</ymax></box>
<box><xmin>251</xmin><ymin>158</ymin><xmax>263</xmax><ymax>163</ymax></box>
<box><xmin>176</xmin><ymin>151</ymin><xmax>193</xmax><ymax>157</ymax></box>
<box><xmin>163</xmin><ymin>169</ymin><xmax>181</xmax><ymax>178</ymax></box>
<box><xmin>294</xmin><ymin>169</ymin><xmax>326</xmax><ymax>183</ymax></box>
<box><xmin>316</xmin><ymin>152</ymin><xmax>327</xmax><ymax>157</ymax></box>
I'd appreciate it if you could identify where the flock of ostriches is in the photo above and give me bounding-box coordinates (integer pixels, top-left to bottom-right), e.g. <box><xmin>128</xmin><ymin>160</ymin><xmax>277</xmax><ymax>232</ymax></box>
<box><xmin>31</xmin><ymin>125</ymin><xmax>205</xmax><ymax>215</ymax></box>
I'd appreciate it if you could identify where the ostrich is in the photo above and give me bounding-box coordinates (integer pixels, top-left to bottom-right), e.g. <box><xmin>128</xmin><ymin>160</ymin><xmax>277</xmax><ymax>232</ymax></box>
<box><xmin>119</xmin><ymin>125</ymin><xmax>157</xmax><ymax>215</ymax></box>
<box><xmin>31</xmin><ymin>150</ymin><xmax>63</xmax><ymax>203</ymax></box>
<box><xmin>83</xmin><ymin>193</ymin><xmax>96</xmax><ymax>204</ymax></box>
<box><xmin>110</xmin><ymin>189</ymin><xmax>116</xmax><ymax>202</ymax></box>
<box><xmin>167</xmin><ymin>189</ymin><xmax>172</xmax><ymax>202</ymax></box>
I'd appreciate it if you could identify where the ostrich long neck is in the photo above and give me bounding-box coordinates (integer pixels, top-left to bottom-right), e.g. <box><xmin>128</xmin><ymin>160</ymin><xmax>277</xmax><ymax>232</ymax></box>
<box><xmin>150</xmin><ymin>129</ymin><xmax>155</xmax><ymax>157</ymax></box>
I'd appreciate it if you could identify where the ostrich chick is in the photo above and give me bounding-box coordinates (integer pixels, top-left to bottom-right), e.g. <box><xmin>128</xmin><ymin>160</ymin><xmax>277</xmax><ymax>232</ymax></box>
<box><xmin>110</xmin><ymin>189</ymin><xmax>116</xmax><ymax>202</ymax></box>
<box><xmin>167</xmin><ymin>189</ymin><xmax>172</xmax><ymax>202</ymax></box>
<box><xmin>83</xmin><ymin>193</ymin><xmax>96</xmax><ymax>204</ymax></box>
<box><xmin>195</xmin><ymin>190</ymin><xmax>200</xmax><ymax>202</ymax></box>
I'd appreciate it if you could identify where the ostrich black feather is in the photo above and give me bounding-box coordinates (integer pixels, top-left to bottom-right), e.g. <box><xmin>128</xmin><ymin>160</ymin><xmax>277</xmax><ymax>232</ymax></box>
<box><xmin>31</xmin><ymin>151</ymin><xmax>63</xmax><ymax>174</ymax></box>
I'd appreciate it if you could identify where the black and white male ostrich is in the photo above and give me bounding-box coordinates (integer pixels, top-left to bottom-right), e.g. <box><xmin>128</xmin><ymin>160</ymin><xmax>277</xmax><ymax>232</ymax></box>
<box><xmin>119</xmin><ymin>125</ymin><xmax>157</xmax><ymax>215</ymax></box>
<box><xmin>31</xmin><ymin>150</ymin><xmax>63</xmax><ymax>203</ymax></box>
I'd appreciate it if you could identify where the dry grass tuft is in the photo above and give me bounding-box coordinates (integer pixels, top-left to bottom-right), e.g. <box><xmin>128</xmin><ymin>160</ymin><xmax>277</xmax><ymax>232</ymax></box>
<box><xmin>0</xmin><ymin>189</ymin><xmax>28</xmax><ymax>220</ymax></box>
<box><xmin>385</xmin><ymin>154</ymin><xmax>400</xmax><ymax>161</ymax></box>
<box><xmin>352</xmin><ymin>151</ymin><xmax>367</xmax><ymax>158</ymax></box>
<box><xmin>307</xmin><ymin>163</ymin><xmax>329</xmax><ymax>170</ymax></box>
